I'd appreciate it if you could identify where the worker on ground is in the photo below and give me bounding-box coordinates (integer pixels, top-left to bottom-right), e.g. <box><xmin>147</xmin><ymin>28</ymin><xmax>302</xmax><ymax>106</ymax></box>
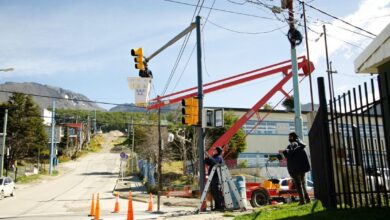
<box><xmin>281</xmin><ymin>132</ymin><xmax>311</xmax><ymax>205</ymax></box>
<box><xmin>205</xmin><ymin>147</ymin><xmax>224</xmax><ymax>211</ymax></box>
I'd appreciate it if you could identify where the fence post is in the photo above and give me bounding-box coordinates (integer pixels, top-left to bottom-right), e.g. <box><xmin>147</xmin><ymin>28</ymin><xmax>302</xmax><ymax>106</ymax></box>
<box><xmin>318</xmin><ymin>77</ymin><xmax>337</xmax><ymax>208</ymax></box>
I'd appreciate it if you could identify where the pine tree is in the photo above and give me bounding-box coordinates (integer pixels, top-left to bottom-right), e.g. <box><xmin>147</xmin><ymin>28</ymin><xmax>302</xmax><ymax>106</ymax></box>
<box><xmin>205</xmin><ymin>111</ymin><xmax>247</xmax><ymax>159</ymax></box>
<box><xmin>5</xmin><ymin>93</ymin><xmax>48</xmax><ymax>166</ymax></box>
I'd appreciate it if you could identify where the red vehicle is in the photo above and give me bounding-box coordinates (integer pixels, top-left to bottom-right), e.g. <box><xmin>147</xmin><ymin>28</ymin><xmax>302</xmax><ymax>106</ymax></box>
<box><xmin>148</xmin><ymin>57</ymin><xmax>314</xmax><ymax>207</ymax></box>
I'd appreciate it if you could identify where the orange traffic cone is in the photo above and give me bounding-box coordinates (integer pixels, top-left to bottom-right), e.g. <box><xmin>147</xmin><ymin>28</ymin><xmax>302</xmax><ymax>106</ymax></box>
<box><xmin>94</xmin><ymin>193</ymin><xmax>101</xmax><ymax>220</ymax></box>
<box><xmin>146</xmin><ymin>193</ymin><xmax>153</xmax><ymax>211</ymax></box>
<box><xmin>127</xmin><ymin>191</ymin><xmax>134</xmax><ymax>220</ymax></box>
<box><xmin>113</xmin><ymin>192</ymin><xmax>120</xmax><ymax>213</ymax></box>
<box><xmin>88</xmin><ymin>193</ymin><xmax>95</xmax><ymax>216</ymax></box>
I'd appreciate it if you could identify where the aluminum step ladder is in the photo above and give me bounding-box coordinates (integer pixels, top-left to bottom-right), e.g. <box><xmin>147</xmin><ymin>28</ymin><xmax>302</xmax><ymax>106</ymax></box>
<box><xmin>196</xmin><ymin>163</ymin><xmax>246</xmax><ymax>212</ymax></box>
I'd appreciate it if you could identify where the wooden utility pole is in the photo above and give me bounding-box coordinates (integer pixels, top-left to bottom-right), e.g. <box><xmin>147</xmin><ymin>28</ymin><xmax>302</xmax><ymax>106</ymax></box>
<box><xmin>157</xmin><ymin>96</ymin><xmax>162</xmax><ymax>212</ymax></box>
<box><xmin>323</xmin><ymin>25</ymin><xmax>333</xmax><ymax>99</ymax></box>
<box><xmin>301</xmin><ymin>0</ymin><xmax>315</xmax><ymax>111</ymax></box>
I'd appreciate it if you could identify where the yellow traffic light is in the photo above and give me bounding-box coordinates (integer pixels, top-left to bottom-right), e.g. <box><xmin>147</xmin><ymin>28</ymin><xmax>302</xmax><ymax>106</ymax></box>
<box><xmin>131</xmin><ymin>48</ymin><xmax>145</xmax><ymax>71</ymax></box>
<box><xmin>182</xmin><ymin>97</ymin><xmax>199</xmax><ymax>126</ymax></box>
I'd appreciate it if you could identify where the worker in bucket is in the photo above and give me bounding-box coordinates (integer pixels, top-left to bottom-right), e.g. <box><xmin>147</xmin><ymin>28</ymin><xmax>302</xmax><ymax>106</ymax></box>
<box><xmin>205</xmin><ymin>146</ymin><xmax>224</xmax><ymax>211</ymax></box>
<box><xmin>275</xmin><ymin>132</ymin><xmax>311</xmax><ymax>205</ymax></box>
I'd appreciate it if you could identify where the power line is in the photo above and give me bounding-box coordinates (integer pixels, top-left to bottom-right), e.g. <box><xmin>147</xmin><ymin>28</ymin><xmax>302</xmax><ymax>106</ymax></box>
<box><xmin>207</xmin><ymin>19</ymin><xmax>288</xmax><ymax>34</ymax></box>
<box><xmin>303</xmin><ymin>1</ymin><xmax>377</xmax><ymax>37</ymax></box>
<box><xmin>306</xmin><ymin>15</ymin><xmax>375</xmax><ymax>39</ymax></box>
<box><xmin>161</xmin><ymin>0</ymin><xmax>202</xmax><ymax>96</ymax></box>
<box><xmin>306</xmin><ymin>26</ymin><xmax>364</xmax><ymax>49</ymax></box>
<box><xmin>171</xmin><ymin>0</ymin><xmax>216</xmax><ymax>93</ymax></box>
<box><xmin>0</xmin><ymin>89</ymin><xmax>151</xmax><ymax>109</ymax></box>
<box><xmin>162</xmin><ymin>0</ymin><xmax>277</xmax><ymax>20</ymax></box>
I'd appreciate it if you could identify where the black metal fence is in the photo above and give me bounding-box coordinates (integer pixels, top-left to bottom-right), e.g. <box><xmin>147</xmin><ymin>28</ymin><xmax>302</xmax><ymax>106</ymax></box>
<box><xmin>309</xmin><ymin>76</ymin><xmax>390</xmax><ymax>209</ymax></box>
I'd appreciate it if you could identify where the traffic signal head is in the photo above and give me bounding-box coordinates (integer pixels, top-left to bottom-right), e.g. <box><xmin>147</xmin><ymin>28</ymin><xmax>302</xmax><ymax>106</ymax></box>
<box><xmin>181</xmin><ymin>97</ymin><xmax>199</xmax><ymax>126</ymax></box>
<box><xmin>131</xmin><ymin>48</ymin><xmax>145</xmax><ymax>71</ymax></box>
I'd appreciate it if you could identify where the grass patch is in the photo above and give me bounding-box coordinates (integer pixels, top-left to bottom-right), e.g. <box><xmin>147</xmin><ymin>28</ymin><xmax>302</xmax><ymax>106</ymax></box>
<box><xmin>234</xmin><ymin>201</ymin><xmax>390</xmax><ymax>220</ymax></box>
<box><xmin>58</xmin><ymin>155</ymin><xmax>71</xmax><ymax>163</ymax></box>
<box><xmin>223</xmin><ymin>211</ymin><xmax>236</xmax><ymax>217</ymax></box>
<box><xmin>86</xmin><ymin>134</ymin><xmax>104</xmax><ymax>152</ymax></box>
<box><xmin>161</xmin><ymin>161</ymin><xmax>195</xmax><ymax>187</ymax></box>
<box><xmin>162</xmin><ymin>161</ymin><xmax>183</xmax><ymax>174</ymax></box>
<box><xmin>16</xmin><ymin>174</ymin><xmax>41</xmax><ymax>183</ymax></box>
<box><xmin>15</xmin><ymin>169</ymin><xmax>59</xmax><ymax>184</ymax></box>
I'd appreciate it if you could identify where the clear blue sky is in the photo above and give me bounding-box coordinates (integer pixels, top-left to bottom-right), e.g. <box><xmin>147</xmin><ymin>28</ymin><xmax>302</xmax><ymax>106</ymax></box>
<box><xmin>0</xmin><ymin>0</ymin><xmax>389</xmax><ymax>110</ymax></box>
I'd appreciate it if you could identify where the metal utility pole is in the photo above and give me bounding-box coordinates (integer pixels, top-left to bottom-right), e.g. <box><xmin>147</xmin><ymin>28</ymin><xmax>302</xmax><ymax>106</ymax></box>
<box><xmin>323</xmin><ymin>25</ymin><xmax>333</xmax><ymax>99</ymax></box>
<box><xmin>196</xmin><ymin>15</ymin><xmax>206</xmax><ymax>194</ymax></box>
<box><xmin>301</xmin><ymin>0</ymin><xmax>314</xmax><ymax>111</ymax></box>
<box><xmin>157</xmin><ymin>96</ymin><xmax>162</xmax><ymax>212</ymax></box>
<box><xmin>287</xmin><ymin>0</ymin><xmax>304</xmax><ymax>138</ymax></box>
<box><xmin>127</xmin><ymin>120</ymin><xmax>131</xmax><ymax>170</ymax></box>
<box><xmin>49</xmin><ymin>100</ymin><xmax>56</xmax><ymax>175</ymax></box>
<box><xmin>0</xmin><ymin>109</ymin><xmax>8</xmax><ymax>177</ymax></box>
<box><xmin>131</xmin><ymin>118</ymin><xmax>135</xmax><ymax>173</ymax></box>
<box><xmin>93</xmin><ymin>110</ymin><xmax>97</xmax><ymax>134</ymax></box>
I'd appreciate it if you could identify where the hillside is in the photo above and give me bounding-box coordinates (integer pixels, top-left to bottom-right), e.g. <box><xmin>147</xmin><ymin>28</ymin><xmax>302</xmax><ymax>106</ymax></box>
<box><xmin>0</xmin><ymin>82</ymin><xmax>104</xmax><ymax>110</ymax></box>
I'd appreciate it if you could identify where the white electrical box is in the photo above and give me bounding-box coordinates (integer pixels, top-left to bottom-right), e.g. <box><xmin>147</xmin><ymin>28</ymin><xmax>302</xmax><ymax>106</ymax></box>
<box><xmin>202</xmin><ymin>108</ymin><xmax>224</xmax><ymax>128</ymax></box>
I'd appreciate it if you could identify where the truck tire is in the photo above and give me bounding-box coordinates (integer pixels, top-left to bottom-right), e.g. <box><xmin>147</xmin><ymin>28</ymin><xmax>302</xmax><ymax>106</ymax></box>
<box><xmin>250</xmin><ymin>189</ymin><xmax>269</xmax><ymax>207</ymax></box>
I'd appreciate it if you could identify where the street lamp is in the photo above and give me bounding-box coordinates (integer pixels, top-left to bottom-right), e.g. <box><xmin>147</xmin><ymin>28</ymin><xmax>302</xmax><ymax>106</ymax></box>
<box><xmin>0</xmin><ymin>68</ymin><xmax>14</xmax><ymax>72</ymax></box>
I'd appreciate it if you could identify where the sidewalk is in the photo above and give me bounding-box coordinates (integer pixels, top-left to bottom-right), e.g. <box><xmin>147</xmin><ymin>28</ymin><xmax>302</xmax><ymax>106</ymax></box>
<box><xmin>113</xmin><ymin>175</ymin><xmax>251</xmax><ymax>219</ymax></box>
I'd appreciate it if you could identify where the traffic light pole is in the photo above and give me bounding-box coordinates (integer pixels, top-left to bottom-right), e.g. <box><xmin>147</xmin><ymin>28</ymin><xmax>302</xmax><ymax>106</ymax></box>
<box><xmin>196</xmin><ymin>16</ymin><xmax>206</xmax><ymax>195</ymax></box>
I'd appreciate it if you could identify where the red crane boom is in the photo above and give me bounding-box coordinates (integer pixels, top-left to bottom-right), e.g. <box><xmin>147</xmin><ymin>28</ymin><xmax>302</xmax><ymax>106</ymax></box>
<box><xmin>147</xmin><ymin>56</ymin><xmax>314</xmax><ymax>155</ymax></box>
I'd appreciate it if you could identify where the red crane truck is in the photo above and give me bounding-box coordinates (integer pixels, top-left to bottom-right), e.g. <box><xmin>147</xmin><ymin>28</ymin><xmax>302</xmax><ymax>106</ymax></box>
<box><xmin>148</xmin><ymin>56</ymin><xmax>314</xmax><ymax>207</ymax></box>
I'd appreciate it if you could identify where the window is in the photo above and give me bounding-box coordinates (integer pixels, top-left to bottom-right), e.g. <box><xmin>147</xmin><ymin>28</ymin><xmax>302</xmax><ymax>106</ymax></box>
<box><xmin>281</xmin><ymin>180</ymin><xmax>288</xmax><ymax>186</ymax></box>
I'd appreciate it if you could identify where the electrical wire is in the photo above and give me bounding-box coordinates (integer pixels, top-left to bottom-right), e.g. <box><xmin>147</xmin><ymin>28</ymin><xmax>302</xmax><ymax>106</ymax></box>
<box><xmin>171</xmin><ymin>0</ymin><xmax>216</xmax><ymax>93</ymax></box>
<box><xmin>303</xmin><ymin>1</ymin><xmax>377</xmax><ymax>37</ymax></box>
<box><xmin>207</xmin><ymin>19</ymin><xmax>288</xmax><ymax>34</ymax></box>
<box><xmin>162</xmin><ymin>0</ymin><xmax>277</xmax><ymax>20</ymax></box>
<box><xmin>0</xmin><ymin>89</ymin><xmax>158</xmax><ymax>110</ymax></box>
<box><xmin>306</xmin><ymin>15</ymin><xmax>375</xmax><ymax>39</ymax></box>
<box><xmin>161</xmin><ymin>0</ymin><xmax>205</xmax><ymax>96</ymax></box>
<box><xmin>160</xmin><ymin>2</ymin><xmax>199</xmax><ymax>96</ymax></box>
<box><xmin>306</xmin><ymin>26</ymin><xmax>364</xmax><ymax>49</ymax></box>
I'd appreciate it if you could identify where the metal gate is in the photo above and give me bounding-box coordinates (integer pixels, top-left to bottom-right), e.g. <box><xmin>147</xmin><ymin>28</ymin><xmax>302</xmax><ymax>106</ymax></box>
<box><xmin>309</xmin><ymin>76</ymin><xmax>390</xmax><ymax>209</ymax></box>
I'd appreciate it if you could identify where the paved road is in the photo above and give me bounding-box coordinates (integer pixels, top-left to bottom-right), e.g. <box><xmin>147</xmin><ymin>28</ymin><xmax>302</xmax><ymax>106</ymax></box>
<box><xmin>0</xmin><ymin>134</ymin><xmax>192</xmax><ymax>220</ymax></box>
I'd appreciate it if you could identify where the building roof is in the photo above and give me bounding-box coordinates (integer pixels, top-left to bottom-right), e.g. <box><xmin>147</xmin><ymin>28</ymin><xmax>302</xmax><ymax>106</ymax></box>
<box><xmin>354</xmin><ymin>23</ymin><xmax>390</xmax><ymax>73</ymax></box>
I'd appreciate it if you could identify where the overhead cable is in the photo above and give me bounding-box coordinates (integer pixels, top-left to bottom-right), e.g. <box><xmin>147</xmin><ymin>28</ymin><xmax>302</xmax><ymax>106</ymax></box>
<box><xmin>171</xmin><ymin>0</ymin><xmax>216</xmax><ymax>92</ymax></box>
<box><xmin>207</xmin><ymin>19</ymin><xmax>288</xmax><ymax>35</ymax></box>
<box><xmin>161</xmin><ymin>0</ymin><xmax>202</xmax><ymax>95</ymax></box>
<box><xmin>303</xmin><ymin>1</ymin><xmax>377</xmax><ymax>37</ymax></box>
<box><xmin>0</xmin><ymin>89</ymin><xmax>149</xmax><ymax>109</ymax></box>
<box><xmin>162</xmin><ymin>0</ymin><xmax>276</xmax><ymax>20</ymax></box>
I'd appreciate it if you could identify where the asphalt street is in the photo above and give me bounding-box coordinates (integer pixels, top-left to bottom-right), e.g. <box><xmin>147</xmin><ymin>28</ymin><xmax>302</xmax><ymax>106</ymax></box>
<box><xmin>0</xmin><ymin>133</ymin><xmax>194</xmax><ymax>220</ymax></box>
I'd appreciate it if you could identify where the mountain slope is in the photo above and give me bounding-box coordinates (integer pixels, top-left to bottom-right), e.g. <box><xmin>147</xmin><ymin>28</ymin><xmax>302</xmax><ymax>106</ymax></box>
<box><xmin>0</xmin><ymin>82</ymin><xmax>104</xmax><ymax>110</ymax></box>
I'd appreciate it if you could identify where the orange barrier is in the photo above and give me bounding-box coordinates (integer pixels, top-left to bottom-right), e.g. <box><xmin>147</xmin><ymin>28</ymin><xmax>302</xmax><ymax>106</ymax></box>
<box><xmin>127</xmin><ymin>191</ymin><xmax>134</xmax><ymax>220</ymax></box>
<box><xmin>146</xmin><ymin>193</ymin><xmax>153</xmax><ymax>211</ymax></box>
<box><xmin>113</xmin><ymin>191</ymin><xmax>120</xmax><ymax>213</ymax></box>
<box><xmin>94</xmin><ymin>193</ymin><xmax>101</xmax><ymax>220</ymax></box>
<box><xmin>166</xmin><ymin>185</ymin><xmax>193</xmax><ymax>198</ymax></box>
<box><xmin>88</xmin><ymin>193</ymin><xmax>95</xmax><ymax>217</ymax></box>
